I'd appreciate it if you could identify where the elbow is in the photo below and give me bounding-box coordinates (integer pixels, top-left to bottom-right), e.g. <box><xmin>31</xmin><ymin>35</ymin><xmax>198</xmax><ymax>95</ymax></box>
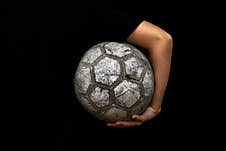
<box><xmin>164</xmin><ymin>33</ymin><xmax>173</xmax><ymax>48</ymax></box>
<box><xmin>155</xmin><ymin>32</ymin><xmax>173</xmax><ymax>45</ymax></box>
<box><xmin>149</xmin><ymin>31</ymin><xmax>173</xmax><ymax>53</ymax></box>
<box><xmin>164</xmin><ymin>33</ymin><xmax>173</xmax><ymax>44</ymax></box>
<box><xmin>127</xmin><ymin>20</ymin><xmax>173</xmax><ymax>51</ymax></box>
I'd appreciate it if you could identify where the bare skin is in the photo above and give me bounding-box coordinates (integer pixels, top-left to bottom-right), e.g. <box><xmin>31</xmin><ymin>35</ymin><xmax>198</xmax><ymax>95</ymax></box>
<box><xmin>107</xmin><ymin>20</ymin><xmax>173</xmax><ymax>128</ymax></box>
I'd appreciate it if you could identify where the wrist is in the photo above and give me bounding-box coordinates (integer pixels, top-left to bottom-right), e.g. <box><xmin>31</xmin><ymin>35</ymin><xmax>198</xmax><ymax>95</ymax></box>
<box><xmin>149</xmin><ymin>106</ymin><xmax>161</xmax><ymax>113</ymax></box>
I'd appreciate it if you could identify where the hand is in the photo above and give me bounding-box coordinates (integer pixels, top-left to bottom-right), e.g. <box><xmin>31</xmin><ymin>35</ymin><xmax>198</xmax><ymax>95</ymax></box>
<box><xmin>107</xmin><ymin>106</ymin><xmax>161</xmax><ymax>128</ymax></box>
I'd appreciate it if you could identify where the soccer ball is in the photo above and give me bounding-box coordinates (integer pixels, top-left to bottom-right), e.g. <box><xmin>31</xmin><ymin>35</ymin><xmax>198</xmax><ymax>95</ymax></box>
<box><xmin>74</xmin><ymin>42</ymin><xmax>155</xmax><ymax>122</ymax></box>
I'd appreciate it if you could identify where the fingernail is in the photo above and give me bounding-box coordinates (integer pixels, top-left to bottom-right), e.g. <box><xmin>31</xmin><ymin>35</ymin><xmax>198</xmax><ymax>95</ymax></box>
<box><xmin>116</xmin><ymin>122</ymin><xmax>122</xmax><ymax>125</ymax></box>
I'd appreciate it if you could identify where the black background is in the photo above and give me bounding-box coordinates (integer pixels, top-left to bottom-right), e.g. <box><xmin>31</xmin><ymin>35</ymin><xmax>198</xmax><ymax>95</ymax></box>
<box><xmin>1</xmin><ymin>0</ymin><xmax>224</xmax><ymax>150</ymax></box>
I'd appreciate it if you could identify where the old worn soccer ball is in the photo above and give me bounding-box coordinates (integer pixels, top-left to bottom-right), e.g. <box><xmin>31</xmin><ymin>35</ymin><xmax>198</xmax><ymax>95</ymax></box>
<box><xmin>74</xmin><ymin>42</ymin><xmax>154</xmax><ymax>122</ymax></box>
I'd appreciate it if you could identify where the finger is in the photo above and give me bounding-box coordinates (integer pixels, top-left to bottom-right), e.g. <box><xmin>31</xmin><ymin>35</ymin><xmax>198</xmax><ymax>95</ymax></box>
<box><xmin>107</xmin><ymin>122</ymin><xmax>125</xmax><ymax>128</ymax></box>
<box><xmin>132</xmin><ymin>115</ymin><xmax>145</xmax><ymax>122</ymax></box>
<box><xmin>116</xmin><ymin>121</ymin><xmax>142</xmax><ymax>127</ymax></box>
<box><xmin>107</xmin><ymin>123</ymin><xmax>118</xmax><ymax>127</ymax></box>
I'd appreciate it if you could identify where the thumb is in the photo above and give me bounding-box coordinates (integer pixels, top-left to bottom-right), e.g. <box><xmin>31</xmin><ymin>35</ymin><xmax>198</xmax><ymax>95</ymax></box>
<box><xmin>132</xmin><ymin>115</ymin><xmax>145</xmax><ymax>122</ymax></box>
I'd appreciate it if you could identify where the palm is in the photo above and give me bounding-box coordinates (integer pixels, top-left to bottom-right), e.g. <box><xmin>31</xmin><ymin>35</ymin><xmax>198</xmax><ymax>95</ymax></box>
<box><xmin>107</xmin><ymin>106</ymin><xmax>160</xmax><ymax>128</ymax></box>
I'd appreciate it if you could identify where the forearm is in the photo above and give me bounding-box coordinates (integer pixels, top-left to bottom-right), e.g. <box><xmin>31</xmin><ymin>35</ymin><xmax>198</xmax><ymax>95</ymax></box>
<box><xmin>148</xmin><ymin>38</ymin><xmax>173</xmax><ymax>111</ymax></box>
<box><xmin>127</xmin><ymin>20</ymin><xmax>173</xmax><ymax>111</ymax></box>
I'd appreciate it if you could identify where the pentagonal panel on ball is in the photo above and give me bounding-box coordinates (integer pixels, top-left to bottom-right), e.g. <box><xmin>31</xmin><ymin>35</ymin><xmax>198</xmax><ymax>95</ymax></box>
<box><xmin>114</xmin><ymin>80</ymin><xmax>140</xmax><ymax>108</ymax></box>
<box><xmin>94</xmin><ymin>57</ymin><xmax>120</xmax><ymax>86</ymax></box>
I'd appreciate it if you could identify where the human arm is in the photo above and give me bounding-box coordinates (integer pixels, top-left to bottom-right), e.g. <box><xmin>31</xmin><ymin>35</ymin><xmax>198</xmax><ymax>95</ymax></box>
<box><xmin>107</xmin><ymin>20</ymin><xmax>173</xmax><ymax>127</ymax></box>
